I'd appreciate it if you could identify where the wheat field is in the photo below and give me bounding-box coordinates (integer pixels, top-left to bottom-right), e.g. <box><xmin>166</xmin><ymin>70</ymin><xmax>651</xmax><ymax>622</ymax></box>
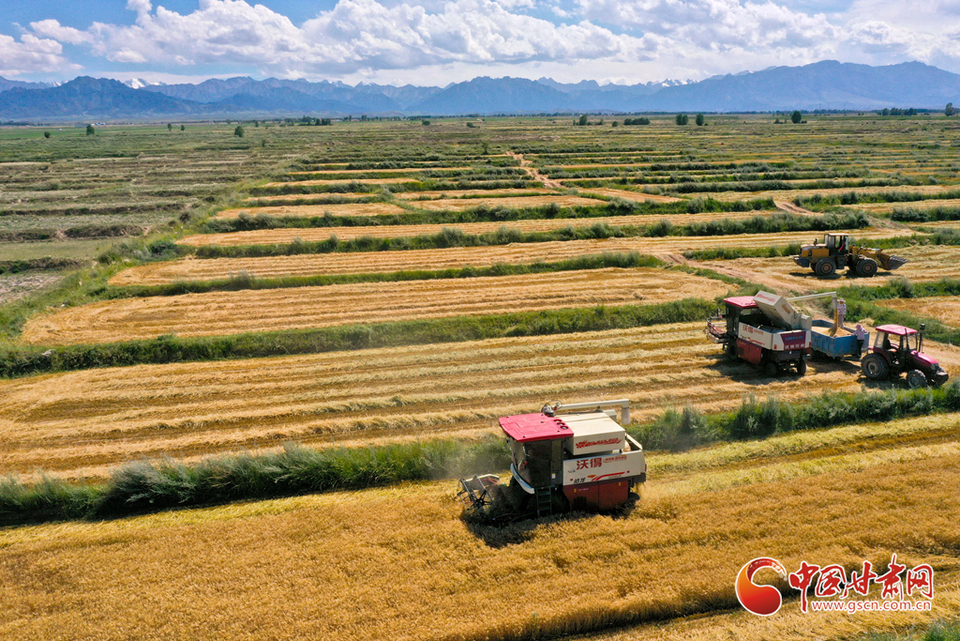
<box><xmin>175</xmin><ymin>211</ymin><xmax>784</xmax><ymax>249</ymax></box>
<box><xmin>23</xmin><ymin>268</ymin><xmax>728</xmax><ymax>346</ymax></box>
<box><xmin>9</xmin><ymin>323</ymin><xmax>958</xmax><ymax>479</ymax></box>
<box><xmin>879</xmin><ymin>296</ymin><xmax>960</xmax><ymax>326</ymax></box>
<box><xmin>1</xmin><ymin>413</ymin><xmax>956</xmax><ymax>640</ymax></box>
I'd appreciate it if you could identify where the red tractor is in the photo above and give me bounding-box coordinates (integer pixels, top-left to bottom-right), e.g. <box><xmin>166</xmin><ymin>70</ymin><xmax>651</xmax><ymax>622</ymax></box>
<box><xmin>861</xmin><ymin>324</ymin><xmax>949</xmax><ymax>388</ymax></box>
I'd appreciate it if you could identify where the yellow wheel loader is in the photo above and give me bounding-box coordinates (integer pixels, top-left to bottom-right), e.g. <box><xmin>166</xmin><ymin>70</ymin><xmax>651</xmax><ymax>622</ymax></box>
<box><xmin>794</xmin><ymin>233</ymin><xmax>906</xmax><ymax>278</ymax></box>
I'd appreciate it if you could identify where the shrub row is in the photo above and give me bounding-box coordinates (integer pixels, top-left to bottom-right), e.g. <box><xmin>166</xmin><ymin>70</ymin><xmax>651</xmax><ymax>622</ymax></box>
<box><xmin>632</xmin><ymin>382</ymin><xmax>960</xmax><ymax>451</ymax></box>
<box><xmin>796</xmin><ymin>189</ymin><xmax>960</xmax><ymax>208</ymax></box>
<box><xmin>890</xmin><ymin>205</ymin><xmax>960</xmax><ymax>223</ymax></box>
<box><xmin>0</xmin><ymin>297</ymin><xmax>717</xmax><ymax>378</ymax></box>
<box><xmin>0</xmin><ymin>257</ymin><xmax>88</xmax><ymax>274</ymax></box>
<box><xmin>3</xmin><ymin>383</ymin><xmax>958</xmax><ymax>526</ymax></box>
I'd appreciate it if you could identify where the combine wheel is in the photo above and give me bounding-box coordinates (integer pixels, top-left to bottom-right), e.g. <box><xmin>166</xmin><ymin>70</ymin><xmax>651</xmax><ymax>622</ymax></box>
<box><xmin>856</xmin><ymin>258</ymin><xmax>878</xmax><ymax>277</ymax></box>
<box><xmin>861</xmin><ymin>353</ymin><xmax>889</xmax><ymax>380</ymax></box>
<box><xmin>764</xmin><ymin>361</ymin><xmax>778</xmax><ymax>377</ymax></box>
<box><xmin>906</xmin><ymin>369</ymin><xmax>928</xmax><ymax>389</ymax></box>
<box><xmin>814</xmin><ymin>259</ymin><xmax>836</xmax><ymax>277</ymax></box>
<box><xmin>796</xmin><ymin>359</ymin><xmax>807</xmax><ymax>376</ymax></box>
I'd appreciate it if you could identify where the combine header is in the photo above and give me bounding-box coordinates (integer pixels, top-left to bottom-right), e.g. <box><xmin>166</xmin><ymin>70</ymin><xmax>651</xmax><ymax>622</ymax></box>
<box><xmin>458</xmin><ymin>400</ymin><xmax>646</xmax><ymax>522</ymax></box>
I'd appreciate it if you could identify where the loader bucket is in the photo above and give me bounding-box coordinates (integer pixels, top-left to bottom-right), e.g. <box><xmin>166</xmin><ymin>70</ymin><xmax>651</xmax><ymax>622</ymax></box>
<box><xmin>884</xmin><ymin>255</ymin><xmax>907</xmax><ymax>271</ymax></box>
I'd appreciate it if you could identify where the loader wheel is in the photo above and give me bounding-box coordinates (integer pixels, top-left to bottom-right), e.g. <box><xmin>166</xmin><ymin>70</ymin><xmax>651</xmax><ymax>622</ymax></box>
<box><xmin>861</xmin><ymin>353</ymin><xmax>889</xmax><ymax>380</ymax></box>
<box><xmin>796</xmin><ymin>359</ymin><xmax>807</xmax><ymax>376</ymax></box>
<box><xmin>906</xmin><ymin>369</ymin><xmax>928</xmax><ymax>389</ymax></box>
<box><xmin>814</xmin><ymin>259</ymin><xmax>836</xmax><ymax>277</ymax></box>
<box><xmin>856</xmin><ymin>258</ymin><xmax>878</xmax><ymax>277</ymax></box>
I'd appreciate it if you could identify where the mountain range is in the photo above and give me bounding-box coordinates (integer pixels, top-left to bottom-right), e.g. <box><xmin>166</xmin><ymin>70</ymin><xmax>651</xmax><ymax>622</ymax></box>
<box><xmin>1</xmin><ymin>60</ymin><xmax>958</xmax><ymax>121</ymax></box>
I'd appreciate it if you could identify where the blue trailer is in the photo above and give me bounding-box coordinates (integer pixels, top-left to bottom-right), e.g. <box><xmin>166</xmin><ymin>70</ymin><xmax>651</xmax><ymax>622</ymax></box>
<box><xmin>810</xmin><ymin>320</ymin><xmax>869</xmax><ymax>359</ymax></box>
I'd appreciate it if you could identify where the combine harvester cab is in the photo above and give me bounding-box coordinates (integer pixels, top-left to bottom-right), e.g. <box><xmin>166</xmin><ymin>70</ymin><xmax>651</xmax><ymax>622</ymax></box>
<box><xmin>861</xmin><ymin>324</ymin><xmax>950</xmax><ymax>388</ymax></box>
<box><xmin>458</xmin><ymin>400</ymin><xmax>646</xmax><ymax>522</ymax></box>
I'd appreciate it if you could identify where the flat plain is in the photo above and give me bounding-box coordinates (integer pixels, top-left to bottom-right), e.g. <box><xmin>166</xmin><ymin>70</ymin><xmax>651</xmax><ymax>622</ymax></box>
<box><xmin>2</xmin><ymin>114</ymin><xmax>960</xmax><ymax>641</ymax></box>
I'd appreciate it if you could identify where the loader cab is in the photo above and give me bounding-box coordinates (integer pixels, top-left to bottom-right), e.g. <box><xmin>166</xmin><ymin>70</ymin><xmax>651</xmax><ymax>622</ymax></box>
<box><xmin>823</xmin><ymin>233</ymin><xmax>850</xmax><ymax>253</ymax></box>
<box><xmin>500</xmin><ymin>413</ymin><xmax>569</xmax><ymax>491</ymax></box>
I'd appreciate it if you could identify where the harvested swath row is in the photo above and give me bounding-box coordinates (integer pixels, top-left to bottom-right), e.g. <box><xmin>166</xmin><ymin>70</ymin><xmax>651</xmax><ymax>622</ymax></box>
<box><xmin>262</xmin><ymin>178</ymin><xmax>420</xmax><ymax>187</ymax></box>
<box><xmin>413</xmin><ymin>195</ymin><xmax>604</xmax><ymax>211</ymax></box>
<box><xmin>215</xmin><ymin>202</ymin><xmax>407</xmax><ymax>219</ymax></box>
<box><xmin>286</xmin><ymin>166</ymin><xmax>471</xmax><ymax>175</ymax></box>
<box><xmin>681</xmin><ymin>183</ymin><xmax>960</xmax><ymax>203</ymax></box>
<box><xmin>179</xmin><ymin>212</ymin><xmax>779</xmax><ymax>248</ymax></box>
<box><xmin>848</xmin><ymin>198</ymin><xmax>960</xmax><ymax>215</ymax></box>
<box><xmin>22</xmin><ymin>268</ymin><xmax>727</xmax><ymax>346</ymax></box>
<box><xmin>1</xmin><ymin>433</ymin><xmax>956</xmax><ymax>640</ymax></box>
<box><xmin>396</xmin><ymin>188</ymin><xmax>554</xmax><ymax>200</ymax></box>
<box><xmin>879</xmin><ymin>296</ymin><xmax>960</xmax><ymax>326</ymax></box>
<box><xmin>580</xmin><ymin>187</ymin><xmax>683</xmax><ymax>203</ymax></box>
<box><xmin>696</xmin><ymin>245</ymin><xmax>960</xmax><ymax>294</ymax></box>
<box><xmin>177</xmin><ymin>226</ymin><xmax>901</xmax><ymax>255</ymax></box>
<box><xmin>8</xmin><ymin>323</ymin><xmax>949</xmax><ymax>479</ymax></box>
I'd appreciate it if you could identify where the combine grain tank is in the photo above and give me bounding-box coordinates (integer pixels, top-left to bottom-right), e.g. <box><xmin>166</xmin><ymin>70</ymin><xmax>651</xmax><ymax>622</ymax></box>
<box><xmin>458</xmin><ymin>400</ymin><xmax>645</xmax><ymax>522</ymax></box>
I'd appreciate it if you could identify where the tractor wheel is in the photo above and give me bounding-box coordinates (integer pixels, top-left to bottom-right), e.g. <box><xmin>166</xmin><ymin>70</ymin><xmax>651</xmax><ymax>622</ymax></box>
<box><xmin>856</xmin><ymin>258</ymin><xmax>878</xmax><ymax>277</ymax></box>
<box><xmin>764</xmin><ymin>360</ymin><xmax>778</xmax><ymax>377</ymax></box>
<box><xmin>861</xmin><ymin>353</ymin><xmax>889</xmax><ymax>380</ymax></box>
<box><xmin>814</xmin><ymin>259</ymin><xmax>836</xmax><ymax>277</ymax></box>
<box><xmin>906</xmin><ymin>369</ymin><xmax>928</xmax><ymax>389</ymax></box>
<box><xmin>796</xmin><ymin>359</ymin><xmax>807</xmax><ymax>376</ymax></box>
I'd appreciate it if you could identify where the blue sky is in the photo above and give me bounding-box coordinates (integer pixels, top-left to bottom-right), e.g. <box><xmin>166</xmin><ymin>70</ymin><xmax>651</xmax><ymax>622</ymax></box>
<box><xmin>2</xmin><ymin>0</ymin><xmax>958</xmax><ymax>86</ymax></box>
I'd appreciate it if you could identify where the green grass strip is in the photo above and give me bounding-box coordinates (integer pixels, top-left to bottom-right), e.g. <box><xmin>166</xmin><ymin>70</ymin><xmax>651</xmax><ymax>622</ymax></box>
<box><xmin>0</xmin><ymin>297</ymin><xmax>717</xmax><ymax>378</ymax></box>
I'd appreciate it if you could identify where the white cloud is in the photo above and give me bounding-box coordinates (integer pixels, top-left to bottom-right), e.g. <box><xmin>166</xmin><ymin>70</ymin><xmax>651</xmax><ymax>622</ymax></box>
<box><xmin>0</xmin><ymin>33</ymin><xmax>71</xmax><ymax>77</ymax></box>
<box><xmin>29</xmin><ymin>19</ymin><xmax>95</xmax><ymax>45</ymax></box>
<box><xmin>23</xmin><ymin>0</ymin><xmax>653</xmax><ymax>78</ymax></box>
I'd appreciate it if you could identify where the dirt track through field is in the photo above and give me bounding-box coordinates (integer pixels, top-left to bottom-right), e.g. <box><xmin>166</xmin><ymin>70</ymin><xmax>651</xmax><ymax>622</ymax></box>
<box><xmin>506</xmin><ymin>151</ymin><xmax>563</xmax><ymax>188</ymax></box>
<box><xmin>24</xmin><ymin>268</ymin><xmax>726</xmax><ymax>346</ymax></box>
<box><xmin>10</xmin><ymin>322</ymin><xmax>953</xmax><ymax>479</ymax></box>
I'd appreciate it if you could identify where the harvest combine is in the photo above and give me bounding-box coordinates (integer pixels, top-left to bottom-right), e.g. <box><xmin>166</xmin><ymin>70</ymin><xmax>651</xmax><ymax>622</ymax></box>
<box><xmin>794</xmin><ymin>233</ymin><xmax>907</xmax><ymax>278</ymax></box>
<box><xmin>706</xmin><ymin>290</ymin><xmax>866</xmax><ymax>376</ymax></box>
<box><xmin>458</xmin><ymin>400</ymin><xmax>646</xmax><ymax>522</ymax></box>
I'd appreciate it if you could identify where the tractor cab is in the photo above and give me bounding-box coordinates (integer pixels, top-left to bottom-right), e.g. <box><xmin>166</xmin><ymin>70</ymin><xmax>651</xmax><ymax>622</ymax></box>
<box><xmin>873</xmin><ymin>324</ymin><xmax>920</xmax><ymax>366</ymax></box>
<box><xmin>822</xmin><ymin>233</ymin><xmax>851</xmax><ymax>253</ymax></box>
<box><xmin>500</xmin><ymin>413</ymin><xmax>569</xmax><ymax>490</ymax></box>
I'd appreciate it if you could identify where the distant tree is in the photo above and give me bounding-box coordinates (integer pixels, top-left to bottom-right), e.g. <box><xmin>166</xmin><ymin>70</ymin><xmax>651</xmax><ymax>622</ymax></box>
<box><xmin>85</xmin><ymin>124</ymin><xmax>95</xmax><ymax>136</ymax></box>
<box><xmin>43</xmin><ymin>131</ymin><xmax>51</xmax><ymax>139</ymax></box>
<box><xmin>675</xmin><ymin>113</ymin><xmax>688</xmax><ymax>125</ymax></box>
<box><xmin>623</xmin><ymin>117</ymin><xmax>650</xmax><ymax>126</ymax></box>
<box><xmin>180</xmin><ymin>124</ymin><xmax>185</xmax><ymax>131</ymax></box>
<box><xmin>791</xmin><ymin>110</ymin><xmax>803</xmax><ymax>124</ymax></box>
<box><xmin>947</xmin><ymin>103</ymin><xmax>955</xmax><ymax>117</ymax></box>
<box><xmin>421</xmin><ymin>119</ymin><xmax>430</xmax><ymax>126</ymax></box>
<box><xmin>320</xmin><ymin>118</ymin><xmax>332</xmax><ymax>126</ymax></box>
<box><xmin>254</xmin><ymin>120</ymin><xmax>260</xmax><ymax>127</ymax></box>
<box><xmin>611</xmin><ymin>121</ymin><xmax>618</xmax><ymax>127</ymax></box>
<box><xmin>695</xmin><ymin>113</ymin><xmax>705</xmax><ymax>126</ymax></box>
<box><xmin>578</xmin><ymin>114</ymin><xmax>588</xmax><ymax>126</ymax></box>
<box><xmin>167</xmin><ymin>123</ymin><xmax>172</xmax><ymax>131</ymax></box>
<box><xmin>234</xmin><ymin>125</ymin><xmax>245</xmax><ymax>138</ymax></box>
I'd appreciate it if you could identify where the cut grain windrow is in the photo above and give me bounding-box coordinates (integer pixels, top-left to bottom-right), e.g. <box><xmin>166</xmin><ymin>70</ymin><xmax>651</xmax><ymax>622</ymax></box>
<box><xmin>23</xmin><ymin>268</ymin><xmax>729</xmax><ymax>345</ymax></box>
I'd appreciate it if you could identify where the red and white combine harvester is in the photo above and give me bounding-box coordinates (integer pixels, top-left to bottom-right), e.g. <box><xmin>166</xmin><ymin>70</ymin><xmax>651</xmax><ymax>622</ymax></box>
<box><xmin>458</xmin><ymin>400</ymin><xmax>646</xmax><ymax>522</ymax></box>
